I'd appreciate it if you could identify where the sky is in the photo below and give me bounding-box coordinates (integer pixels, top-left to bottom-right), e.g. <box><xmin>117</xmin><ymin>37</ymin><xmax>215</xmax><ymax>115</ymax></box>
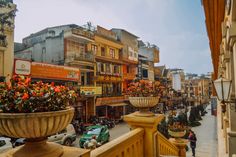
<box><xmin>14</xmin><ymin>0</ymin><xmax>212</xmax><ymax>74</ymax></box>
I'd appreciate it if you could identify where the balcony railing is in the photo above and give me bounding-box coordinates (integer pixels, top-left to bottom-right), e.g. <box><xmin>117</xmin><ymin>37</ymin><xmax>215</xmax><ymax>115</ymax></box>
<box><xmin>65</xmin><ymin>52</ymin><xmax>94</xmax><ymax>63</ymax></box>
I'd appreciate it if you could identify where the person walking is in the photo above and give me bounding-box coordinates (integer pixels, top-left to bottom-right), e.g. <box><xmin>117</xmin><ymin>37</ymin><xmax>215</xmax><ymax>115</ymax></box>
<box><xmin>188</xmin><ymin>130</ymin><xmax>197</xmax><ymax>157</ymax></box>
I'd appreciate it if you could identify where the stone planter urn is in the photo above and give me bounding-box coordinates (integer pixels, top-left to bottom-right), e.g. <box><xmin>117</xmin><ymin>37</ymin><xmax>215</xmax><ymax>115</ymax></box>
<box><xmin>0</xmin><ymin>107</ymin><xmax>74</xmax><ymax>157</ymax></box>
<box><xmin>168</xmin><ymin>129</ymin><xmax>186</xmax><ymax>142</ymax></box>
<box><xmin>129</xmin><ymin>97</ymin><xmax>159</xmax><ymax>117</ymax></box>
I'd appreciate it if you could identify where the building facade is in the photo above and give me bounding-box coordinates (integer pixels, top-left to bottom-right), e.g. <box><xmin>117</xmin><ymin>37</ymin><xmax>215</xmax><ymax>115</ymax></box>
<box><xmin>202</xmin><ymin>0</ymin><xmax>236</xmax><ymax>156</ymax></box>
<box><xmin>89</xmin><ymin>26</ymin><xmax>127</xmax><ymax>119</ymax></box>
<box><xmin>14</xmin><ymin>24</ymin><xmax>96</xmax><ymax>122</ymax></box>
<box><xmin>0</xmin><ymin>0</ymin><xmax>16</xmax><ymax>82</ymax></box>
<box><xmin>111</xmin><ymin>29</ymin><xmax>139</xmax><ymax>91</ymax></box>
<box><xmin>138</xmin><ymin>40</ymin><xmax>160</xmax><ymax>81</ymax></box>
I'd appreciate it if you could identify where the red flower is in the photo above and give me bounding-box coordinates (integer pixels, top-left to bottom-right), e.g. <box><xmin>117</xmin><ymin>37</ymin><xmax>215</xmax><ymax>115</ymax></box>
<box><xmin>54</xmin><ymin>86</ymin><xmax>61</xmax><ymax>93</ymax></box>
<box><xmin>51</xmin><ymin>82</ymin><xmax>55</xmax><ymax>86</ymax></box>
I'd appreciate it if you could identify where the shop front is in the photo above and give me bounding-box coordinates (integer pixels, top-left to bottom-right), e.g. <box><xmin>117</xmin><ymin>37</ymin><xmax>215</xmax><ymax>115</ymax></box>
<box><xmin>95</xmin><ymin>75</ymin><xmax>122</xmax><ymax>96</ymax></box>
<box><xmin>78</xmin><ymin>86</ymin><xmax>102</xmax><ymax>122</ymax></box>
<box><xmin>95</xmin><ymin>96</ymin><xmax>130</xmax><ymax>120</ymax></box>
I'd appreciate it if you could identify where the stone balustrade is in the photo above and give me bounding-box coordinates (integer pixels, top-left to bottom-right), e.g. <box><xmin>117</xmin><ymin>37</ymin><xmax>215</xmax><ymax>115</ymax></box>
<box><xmin>155</xmin><ymin>131</ymin><xmax>179</xmax><ymax>156</ymax></box>
<box><xmin>91</xmin><ymin>128</ymin><xmax>144</xmax><ymax>157</ymax></box>
<box><xmin>2</xmin><ymin>112</ymin><xmax>186</xmax><ymax>157</ymax></box>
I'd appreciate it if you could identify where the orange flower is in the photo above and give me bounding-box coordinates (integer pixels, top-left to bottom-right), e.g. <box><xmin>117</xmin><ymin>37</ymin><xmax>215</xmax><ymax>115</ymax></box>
<box><xmin>25</xmin><ymin>77</ymin><xmax>31</xmax><ymax>84</ymax></box>
<box><xmin>22</xmin><ymin>93</ymin><xmax>29</xmax><ymax>100</ymax></box>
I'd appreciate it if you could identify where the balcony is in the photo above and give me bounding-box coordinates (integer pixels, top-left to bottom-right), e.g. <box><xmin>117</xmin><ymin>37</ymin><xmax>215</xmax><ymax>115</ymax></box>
<box><xmin>64</xmin><ymin>28</ymin><xmax>94</xmax><ymax>43</ymax></box>
<box><xmin>65</xmin><ymin>52</ymin><xmax>95</xmax><ymax>63</ymax></box>
<box><xmin>121</xmin><ymin>56</ymin><xmax>138</xmax><ymax>64</ymax></box>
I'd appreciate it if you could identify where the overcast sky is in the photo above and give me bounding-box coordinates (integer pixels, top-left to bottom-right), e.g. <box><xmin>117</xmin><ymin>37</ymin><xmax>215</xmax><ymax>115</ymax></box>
<box><xmin>14</xmin><ymin>0</ymin><xmax>212</xmax><ymax>74</ymax></box>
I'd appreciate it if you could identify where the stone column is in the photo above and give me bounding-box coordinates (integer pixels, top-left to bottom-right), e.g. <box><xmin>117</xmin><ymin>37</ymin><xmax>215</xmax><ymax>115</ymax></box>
<box><xmin>124</xmin><ymin>113</ymin><xmax>164</xmax><ymax>157</ymax></box>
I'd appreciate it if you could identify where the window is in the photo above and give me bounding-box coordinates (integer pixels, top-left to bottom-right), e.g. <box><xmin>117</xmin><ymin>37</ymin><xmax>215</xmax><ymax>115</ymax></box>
<box><xmin>110</xmin><ymin>48</ymin><xmax>115</xmax><ymax>58</ymax></box>
<box><xmin>97</xmin><ymin>62</ymin><xmax>101</xmax><ymax>72</ymax></box>
<box><xmin>41</xmin><ymin>47</ymin><xmax>46</xmax><ymax>62</ymax></box>
<box><xmin>49</xmin><ymin>30</ymin><xmax>55</xmax><ymax>37</ymax></box>
<box><xmin>142</xmin><ymin>69</ymin><xmax>148</xmax><ymax>78</ymax></box>
<box><xmin>101</xmin><ymin>47</ymin><xmax>105</xmax><ymax>56</ymax></box>
<box><xmin>101</xmin><ymin>63</ymin><xmax>105</xmax><ymax>72</ymax></box>
<box><xmin>114</xmin><ymin>65</ymin><xmax>119</xmax><ymax>74</ymax></box>
<box><xmin>87</xmin><ymin>128</ymin><xmax>101</xmax><ymax>135</ymax></box>
<box><xmin>91</xmin><ymin>44</ymin><xmax>98</xmax><ymax>55</ymax></box>
<box><xmin>106</xmin><ymin>63</ymin><xmax>111</xmax><ymax>73</ymax></box>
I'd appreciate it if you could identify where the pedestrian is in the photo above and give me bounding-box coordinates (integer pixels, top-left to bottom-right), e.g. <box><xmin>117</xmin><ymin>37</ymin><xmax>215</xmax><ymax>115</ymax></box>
<box><xmin>188</xmin><ymin>130</ymin><xmax>197</xmax><ymax>157</ymax></box>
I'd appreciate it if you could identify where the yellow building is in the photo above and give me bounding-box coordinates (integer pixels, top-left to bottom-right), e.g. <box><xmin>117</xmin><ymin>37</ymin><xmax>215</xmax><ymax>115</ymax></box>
<box><xmin>0</xmin><ymin>1</ymin><xmax>16</xmax><ymax>82</ymax></box>
<box><xmin>202</xmin><ymin>0</ymin><xmax>236</xmax><ymax>156</ymax></box>
<box><xmin>87</xmin><ymin>26</ymin><xmax>127</xmax><ymax>119</ymax></box>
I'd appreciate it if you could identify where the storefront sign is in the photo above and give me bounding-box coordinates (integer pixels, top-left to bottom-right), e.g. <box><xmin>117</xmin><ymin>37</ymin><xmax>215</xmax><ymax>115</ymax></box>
<box><xmin>31</xmin><ymin>62</ymin><xmax>80</xmax><ymax>82</ymax></box>
<box><xmin>14</xmin><ymin>59</ymin><xmax>31</xmax><ymax>75</ymax></box>
<box><xmin>80</xmin><ymin>86</ymin><xmax>102</xmax><ymax>95</ymax></box>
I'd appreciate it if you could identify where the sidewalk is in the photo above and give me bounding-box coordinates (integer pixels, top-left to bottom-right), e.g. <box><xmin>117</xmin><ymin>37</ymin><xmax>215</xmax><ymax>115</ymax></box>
<box><xmin>186</xmin><ymin>105</ymin><xmax>217</xmax><ymax>157</ymax></box>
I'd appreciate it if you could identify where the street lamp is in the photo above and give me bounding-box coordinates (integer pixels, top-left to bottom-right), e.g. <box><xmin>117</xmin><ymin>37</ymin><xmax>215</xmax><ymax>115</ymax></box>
<box><xmin>213</xmin><ymin>77</ymin><xmax>234</xmax><ymax>113</ymax></box>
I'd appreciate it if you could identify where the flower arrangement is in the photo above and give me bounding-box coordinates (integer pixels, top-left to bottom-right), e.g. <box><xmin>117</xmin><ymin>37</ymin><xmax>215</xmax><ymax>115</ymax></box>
<box><xmin>0</xmin><ymin>75</ymin><xmax>77</xmax><ymax>113</ymax></box>
<box><xmin>125</xmin><ymin>79</ymin><xmax>165</xmax><ymax>97</ymax></box>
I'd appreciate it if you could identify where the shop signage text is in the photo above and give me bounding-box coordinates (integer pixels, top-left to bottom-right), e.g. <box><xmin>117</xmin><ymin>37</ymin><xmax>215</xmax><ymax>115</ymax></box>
<box><xmin>31</xmin><ymin>62</ymin><xmax>80</xmax><ymax>82</ymax></box>
<box><xmin>80</xmin><ymin>86</ymin><xmax>102</xmax><ymax>96</ymax></box>
<box><xmin>14</xmin><ymin>59</ymin><xmax>31</xmax><ymax>75</ymax></box>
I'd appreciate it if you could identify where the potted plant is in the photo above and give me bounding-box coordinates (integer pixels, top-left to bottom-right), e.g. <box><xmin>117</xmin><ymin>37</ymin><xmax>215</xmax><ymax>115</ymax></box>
<box><xmin>126</xmin><ymin>80</ymin><xmax>165</xmax><ymax>116</ymax></box>
<box><xmin>168</xmin><ymin>122</ymin><xmax>188</xmax><ymax>141</ymax></box>
<box><xmin>0</xmin><ymin>75</ymin><xmax>77</xmax><ymax>157</ymax></box>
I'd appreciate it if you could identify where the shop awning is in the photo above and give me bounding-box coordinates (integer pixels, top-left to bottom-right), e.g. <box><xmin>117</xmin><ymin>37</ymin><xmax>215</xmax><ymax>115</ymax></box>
<box><xmin>108</xmin><ymin>103</ymin><xmax>129</xmax><ymax>107</ymax></box>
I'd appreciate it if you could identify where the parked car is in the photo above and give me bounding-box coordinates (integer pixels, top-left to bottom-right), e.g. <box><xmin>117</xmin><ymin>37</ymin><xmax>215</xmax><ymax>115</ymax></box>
<box><xmin>0</xmin><ymin>137</ymin><xmax>12</xmax><ymax>153</ymax></box>
<box><xmin>79</xmin><ymin>125</ymin><xmax>110</xmax><ymax>148</ymax></box>
<box><xmin>14</xmin><ymin>124</ymin><xmax>76</xmax><ymax>146</ymax></box>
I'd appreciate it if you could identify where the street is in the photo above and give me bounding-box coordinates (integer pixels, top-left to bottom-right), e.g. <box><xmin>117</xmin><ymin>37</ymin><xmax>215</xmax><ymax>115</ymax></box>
<box><xmin>186</xmin><ymin>105</ymin><xmax>217</xmax><ymax>157</ymax></box>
